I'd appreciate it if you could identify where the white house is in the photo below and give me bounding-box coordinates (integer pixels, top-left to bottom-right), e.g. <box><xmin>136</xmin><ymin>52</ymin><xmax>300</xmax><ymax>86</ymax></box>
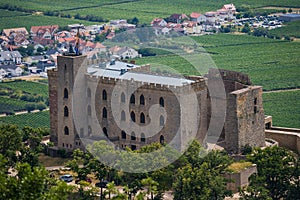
<box><xmin>116</xmin><ymin>46</ymin><xmax>139</xmax><ymax>59</ymax></box>
<box><xmin>0</xmin><ymin>51</ymin><xmax>23</xmax><ymax>65</ymax></box>
<box><xmin>151</xmin><ymin>18</ymin><xmax>168</xmax><ymax>27</ymax></box>
<box><xmin>0</xmin><ymin>64</ymin><xmax>23</xmax><ymax>76</ymax></box>
<box><xmin>205</xmin><ymin>12</ymin><xmax>218</xmax><ymax>24</ymax></box>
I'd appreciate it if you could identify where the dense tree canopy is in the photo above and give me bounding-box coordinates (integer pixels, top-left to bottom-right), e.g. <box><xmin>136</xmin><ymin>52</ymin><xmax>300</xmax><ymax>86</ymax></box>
<box><xmin>240</xmin><ymin>146</ymin><xmax>300</xmax><ymax>200</ymax></box>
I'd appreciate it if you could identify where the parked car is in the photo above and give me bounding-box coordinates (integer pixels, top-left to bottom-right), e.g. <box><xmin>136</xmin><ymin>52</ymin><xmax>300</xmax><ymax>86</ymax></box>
<box><xmin>95</xmin><ymin>180</ymin><xmax>108</xmax><ymax>188</ymax></box>
<box><xmin>59</xmin><ymin>174</ymin><xmax>73</xmax><ymax>182</ymax></box>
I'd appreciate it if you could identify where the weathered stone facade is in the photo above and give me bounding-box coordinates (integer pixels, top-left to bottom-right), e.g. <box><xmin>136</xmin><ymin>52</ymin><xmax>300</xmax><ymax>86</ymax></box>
<box><xmin>48</xmin><ymin>54</ymin><xmax>265</xmax><ymax>154</ymax></box>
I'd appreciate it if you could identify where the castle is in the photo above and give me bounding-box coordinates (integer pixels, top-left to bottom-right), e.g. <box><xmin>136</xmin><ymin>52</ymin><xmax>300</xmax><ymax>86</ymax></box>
<box><xmin>47</xmin><ymin>52</ymin><xmax>265</xmax><ymax>155</ymax></box>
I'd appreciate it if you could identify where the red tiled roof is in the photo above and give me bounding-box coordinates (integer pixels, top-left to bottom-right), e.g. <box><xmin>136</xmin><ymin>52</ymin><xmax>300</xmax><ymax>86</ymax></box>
<box><xmin>190</xmin><ymin>12</ymin><xmax>201</xmax><ymax>19</ymax></box>
<box><xmin>2</xmin><ymin>27</ymin><xmax>28</xmax><ymax>36</ymax></box>
<box><xmin>93</xmin><ymin>42</ymin><xmax>106</xmax><ymax>49</ymax></box>
<box><xmin>30</xmin><ymin>25</ymin><xmax>59</xmax><ymax>35</ymax></box>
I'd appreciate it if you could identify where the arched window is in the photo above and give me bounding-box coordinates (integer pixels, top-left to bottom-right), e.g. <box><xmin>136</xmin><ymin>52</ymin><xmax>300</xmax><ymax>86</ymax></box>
<box><xmin>103</xmin><ymin>107</ymin><xmax>107</xmax><ymax>119</ymax></box>
<box><xmin>102</xmin><ymin>90</ymin><xmax>107</xmax><ymax>100</ymax></box>
<box><xmin>121</xmin><ymin>92</ymin><xmax>125</xmax><ymax>103</ymax></box>
<box><xmin>121</xmin><ymin>110</ymin><xmax>126</xmax><ymax>121</ymax></box>
<box><xmin>130</xmin><ymin>111</ymin><xmax>135</xmax><ymax>122</ymax></box>
<box><xmin>64</xmin><ymin>64</ymin><xmax>67</xmax><ymax>71</ymax></box>
<box><xmin>159</xmin><ymin>97</ymin><xmax>164</xmax><ymax>107</ymax></box>
<box><xmin>121</xmin><ymin>131</ymin><xmax>126</xmax><ymax>139</ymax></box>
<box><xmin>87</xmin><ymin>88</ymin><xmax>91</xmax><ymax>98</ymax></box>
<box><xmin>64</xmin><ymin>88</ymin><xmax>68</xmax><ymax>99</ymax></box>
<box><xmin>140</xmin><ymin>94</ymin><xmax>145</xmax><ymax>105</ymax></box>
<box><xmin>160</xmin><ymin>135</ymin><xmax>164</xmax><ymax>144</ymax></box>
<box><xmin>160</xmin><ymin>115</ymin><xmax>164</xmax><ymax>126</ymax></box>
<box><xmin>130</xmin><ymin>94</ymin><xmax>135</xmax><ymax>104</ymax></box>
<box><xmin>64</xmin><ymin>126</ymin><xmax>69</xmax><ymax>135</ymax></box>
<box><xmin>141</xmin><ymin>133</ymin><xmax>146</xmax><ymax>142</ymax></box>
<box><xmin>103</xmin><ymin>127</ymin><xmax>108</xmax><ymax>137</ymax></box>
<box><xmin>140</xmin><ymin>112</ymin><xmax>145</xmax><ymax>124</ymax></box>
<box><xmin>88</xmin><ymin>126</ymin><xmax>92</xmax><ymax>136</ymax></box>
<box><xmin>131</xmin><ymin>132</ymin><xmax>136</xmax><ymax>140</ymax></box>
<box><xmin>64</xmin><ymin>106</ymin><xmax>69</xmax><ymax>117</ymax></box>
<box><xmin>87</xmin><ymin>105</ymin><xmax>91</xmax><ymax>116</ymax></box>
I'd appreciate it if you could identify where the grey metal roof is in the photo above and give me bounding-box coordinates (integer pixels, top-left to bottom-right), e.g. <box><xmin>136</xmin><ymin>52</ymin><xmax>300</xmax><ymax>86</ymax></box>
<box><xmin>0</xmin><ymin>51</ymin><xmax>22</xmax><ymax>60</ymax></box>
<box><xmin>87</xmin><ymin>62</ymin><xmax>194</xmax><ymax>86</ymax></box>
<box><xmin>98</xmin><ymin>61</ymin><xmax>140</xmax><ymax>71</ymax></box>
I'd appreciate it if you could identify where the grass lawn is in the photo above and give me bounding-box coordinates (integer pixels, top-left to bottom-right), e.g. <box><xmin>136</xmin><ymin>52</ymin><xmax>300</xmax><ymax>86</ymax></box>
<box><xmin>39</xmin><ymin>153</ymin><xmax>71</xmax><ymax>167</ymax></box>
<box><xmin>227</xmin><ymin>162</ymin><xmax>253</xmax><ymax>173</ymax></box>
<box><xmin>263</xmin><ymin>90</ymin><xmax>300</xmax><ymax>128</ymax></box>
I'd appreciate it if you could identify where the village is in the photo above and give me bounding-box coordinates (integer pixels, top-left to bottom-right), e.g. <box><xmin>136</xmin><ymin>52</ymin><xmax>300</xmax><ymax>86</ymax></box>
<box><xmin>0</xmin><ymin>3</ymin><xmax>298</xmax><ymax>80</ymax></box>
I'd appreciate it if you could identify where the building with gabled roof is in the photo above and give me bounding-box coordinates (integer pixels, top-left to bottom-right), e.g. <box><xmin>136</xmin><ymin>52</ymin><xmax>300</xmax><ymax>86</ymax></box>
<box><xmin>2</xmin><ymin>27</ymin><xmax>28</xmax><ymax>37</ymax></box>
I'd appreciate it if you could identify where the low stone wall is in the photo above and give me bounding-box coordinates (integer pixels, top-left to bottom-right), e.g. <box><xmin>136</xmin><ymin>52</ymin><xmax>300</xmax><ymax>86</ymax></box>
<box><xmin>265</xmin><ymin>127</ymin><xmax>300</xmax><ymax>154</ymax></box>
<box><xmin>225</xmin><ymin>165</ymin><xmax>257</xmax><ymax>193</ymax></box>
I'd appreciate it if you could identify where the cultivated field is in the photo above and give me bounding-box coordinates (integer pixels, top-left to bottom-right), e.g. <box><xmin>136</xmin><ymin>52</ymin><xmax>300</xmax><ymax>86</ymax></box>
<box><xmin>263</xmin><ymin>90</ymin><xmax>300</xmax><ymax>128</ymax></box>
<box><xmin>269</xmin><ymin>20</ymin><xmax>300</xmax><ymax>38</ymax></box>
<box><xmin>0</xmin><ymin>110</ymin><xmax>50</xmax><ymax>128</ymax></box>
<box><xmin>136</xmin><ymin>34</ymin><xmax>300</xmax><ymax>91</ymax></box>
<box><xmin>0</xmin><ymin>10</ymin><xmax>94</xmax><ymax>30</ymax></box>
<box><xmin>0</xmin><ymin>0</ymin><xmax>299</xmax><ymax>26</ymax></box>
<box><xmin>0</xmin><ymin>80</ymin><xmax>48</xmax><ymax>114</ymax></box>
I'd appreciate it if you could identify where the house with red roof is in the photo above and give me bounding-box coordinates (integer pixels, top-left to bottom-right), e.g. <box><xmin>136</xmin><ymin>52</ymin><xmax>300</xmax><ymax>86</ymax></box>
<box><xmin>222</xmin><ymin>3</ymin><xmax>236</xmax><ymax>14</ymax></box>
<box><xmin>30</xmin><ymin>25</ymin><xmax>59</xmax><ymax>39</ymax></box>
<box><xmin>190</xmin><ymin>12</ymin><xmax>206</xmax><ymax>23</ymax></box>
<box><xmin>151</xmin><ymin>18</ymin><xmax>168</xmax><ymax>27</ymax></box>
<box><xmin>168</xmin><ymin>14</ymin><xmax>189</xmax><ymax>24</ymax></box>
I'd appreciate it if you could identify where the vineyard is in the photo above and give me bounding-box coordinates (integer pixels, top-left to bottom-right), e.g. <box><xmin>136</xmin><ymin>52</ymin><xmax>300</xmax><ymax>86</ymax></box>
<box><xmin>136</xmin><ymin>34</ymin><xmax>300</xmax><ymax>91</ymax></box>
<box><xmin>269</xmin><ymin>20</ymin><xmax>300</xmax><ymax>39</ymax></box>
<box><xmin>0</xmin><ymin>80</ymin><xmax>48</xmax><ymax>97</ymax></box>
<box><xmin>0</xmin><ymin>80</ymin><xmax>49</xmax><ymax>113</ymax></box>
<box><xmin>0</xmin><ymin>96</ymin><xmax>28</xmax><ymax>113</ymax></box>
<box><xmin>0</xmin><ymin>110</ymin><xmax>50</xmax><ymax>128</ymax></box>
<box><xmin>0</xmin><ymin>10</ymin><xmax>94</xmax><ymax>30</ymax></box>
<box><xmin>0</xmin><ymin>0</ymin><xmax>299</xmax><ymax>26</ymax></box>
<box><xmin>263</xmin><ymin>90</ymin><xmax>300</xmax><ymax>128</ymax></box>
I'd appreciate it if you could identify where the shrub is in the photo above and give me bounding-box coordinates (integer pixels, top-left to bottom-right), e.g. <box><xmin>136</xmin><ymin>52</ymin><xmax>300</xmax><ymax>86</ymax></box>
<box><xmin>25</xmin><ymin>103</ymin><xmax>36</xmax><ymax>113</ymax></box>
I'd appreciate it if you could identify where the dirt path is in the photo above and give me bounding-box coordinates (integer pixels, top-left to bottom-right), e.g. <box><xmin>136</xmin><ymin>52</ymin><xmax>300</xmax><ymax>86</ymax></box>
<box><xmin>0</xmin><ymin>108</ymin><xmax>49</xmax><ymax>118</ymax></box>
<box><xmin>263</xmin><ymin>88</ymin><xmax>300</xmax><ymax>93</ymax></box>
<box><xmin>260</xmin><ymin>6</ymin><xmax>300</xmax><ymax>11</ymax></box>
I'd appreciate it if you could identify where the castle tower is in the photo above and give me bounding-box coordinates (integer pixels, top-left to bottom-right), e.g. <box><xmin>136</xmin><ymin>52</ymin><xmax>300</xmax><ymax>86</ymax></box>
<box><xmin>48</xmin><ymin>50</ymin><xmax>87</xmax><ymax>152</ymax></box>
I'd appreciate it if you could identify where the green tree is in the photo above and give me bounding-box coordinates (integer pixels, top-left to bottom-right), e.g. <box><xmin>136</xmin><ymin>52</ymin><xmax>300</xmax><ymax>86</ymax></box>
<box><xmin>252</xmin><ymin>27</ymin><xmax>268</xmax><ymax>37</ymax></box>
<box><xmin>0</xmin><ymin>124</ymin><xmax>22</xmax><ymax>166</ymax></box>
<box><xmin>240</xmin><ymin>146</ymin><xmax>298</xmax><ymax>200</ymax></box>
<box><xmin>36</xmin><ymin>102</ymin><xmax>47</xmax><ymax>111</ymax></box>
<box><xmin>25</xmin><ymin>103</ymin><xmax>36</xmax><ymax>113</ymax></box>
<box><xmin>105</xmin><ymin>181</ymin><xmax>118</xmax><ymax>199</ymax></box>
<box><xmin>128</xmin><ymin>17</ymin><xmax>139</xmax><ymax>25</ymax></box>
<box><xmin>141</xmin><ymin>177</ymin><xmax>159</xmax><ymax>200</ymax></box>
<box><xmin>288</xmin><ymin>8</ymin><xmax>293</xmax><ymax>13</ymax></box>
<box><xmin>242</xmin><ymin>23</ymin><xmax>251</xmax><ymax>33</ymax></box>
<box><xmin>173</xmin><ymin>143</ymin><xmax>233</xmax><ymax>200</ymax></box>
